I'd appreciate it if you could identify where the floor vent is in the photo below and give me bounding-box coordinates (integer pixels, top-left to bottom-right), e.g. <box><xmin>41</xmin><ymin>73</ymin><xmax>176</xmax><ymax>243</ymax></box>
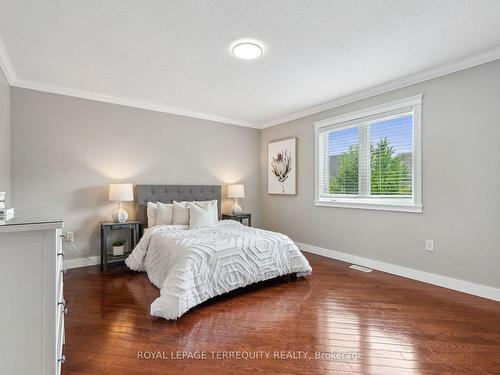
<box><xmin>349</xmin><ymin>264</ymin><xmax>373</xmax><ymax>273</ymax></box>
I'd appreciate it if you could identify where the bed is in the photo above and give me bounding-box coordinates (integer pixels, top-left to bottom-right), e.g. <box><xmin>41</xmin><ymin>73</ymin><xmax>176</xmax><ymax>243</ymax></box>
<box><xmin>126</xmin><ymin>184</ymin><xmax>312</xmax><ymax>319</ymax></box>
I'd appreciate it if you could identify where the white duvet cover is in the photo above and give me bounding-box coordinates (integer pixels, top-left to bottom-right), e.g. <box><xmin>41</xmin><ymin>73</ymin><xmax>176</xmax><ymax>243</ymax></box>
<box><xmin>126</xmin><ymin>220</ymin><xmax>312</xmax><ymax>319</ymax></box>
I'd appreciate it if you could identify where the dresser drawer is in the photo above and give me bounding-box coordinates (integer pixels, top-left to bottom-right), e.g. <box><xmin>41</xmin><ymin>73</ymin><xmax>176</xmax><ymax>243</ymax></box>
<box><xmin>56</xmin><ymin>261</ymin><xmax>64</xmax><ymax>305</ymax></box>
<box><xmin>56</xmin><ymin>230</ymin><xmax>64</xmax><ymax>268</ymax></box>
<box><xmin>56</xmin><ymin>273</ymin><xmax>65</xmax><ymax>330</ymax></box>
<box><xmin>56</xmin><ymin>308</ymin><xmax>65</xmax><ymax>375</ymax></box>
<box><xmin>56</xmin><ymin>250</ymin><xmax>64</xmax><ymax>274</ymax></box>
<box><xmin>56</xmin><ymin>305</ymin><xmax>65</xmax><ymax>350</ymax></box>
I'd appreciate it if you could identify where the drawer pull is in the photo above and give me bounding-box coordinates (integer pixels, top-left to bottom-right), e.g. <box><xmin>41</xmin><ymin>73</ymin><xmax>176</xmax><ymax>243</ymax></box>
<box><xmin>57</xmin><ymin>252</ymin><xmax>64</xmax><ymax>257</ymax></box>
<box><xmin>61</xmin><ymin>268</ymin><xmax>67</xmax><ymax>274</ymax></box>
<box><xmin>58</xmin><ymin>355</ymin><xmax>66</xmax><ymax>364</ymax></box>
<box><xmin>58</xmin><ymin>299</ymin><xmax>66</xmax><ymax>306</ymax></box>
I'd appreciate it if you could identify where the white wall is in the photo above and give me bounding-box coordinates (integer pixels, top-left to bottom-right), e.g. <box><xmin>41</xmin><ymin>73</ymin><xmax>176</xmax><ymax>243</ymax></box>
<box><xmin>260</xmin><ymin>60</ymin><xmax>500</xmax><ymax>289</ymax></box>
<box><xmin>11</xmin><ymin>88</ymin><xmax>261</xmax><ymax>260</ymax></box>
<box><xmin>0</xmin><ymin>66</ymin><xmax>10</xmax><ymax>204</ymax></box>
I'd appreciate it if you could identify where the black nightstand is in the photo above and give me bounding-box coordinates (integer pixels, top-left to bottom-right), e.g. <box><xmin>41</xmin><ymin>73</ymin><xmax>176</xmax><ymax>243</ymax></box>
<box><xmin>100</xmin><ymin>221</ymin><xmax>142</xmax><ymax>271</ymax></box>
<box><xmin>221</xmin><ymin>213</ymin><xmax>252</xmax><ymax>227</ymax></box>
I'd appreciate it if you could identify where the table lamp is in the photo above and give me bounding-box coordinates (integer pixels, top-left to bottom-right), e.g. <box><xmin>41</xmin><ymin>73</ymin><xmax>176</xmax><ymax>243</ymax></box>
<box><xmin>109</xmin><ymin>183</ymin><xmax>134</xmax><ymax>223</ymax></box>
<box><xmin>227</xmin><ymin>184</ymin><xmax>245</xmax><ymax>214</ymax></box>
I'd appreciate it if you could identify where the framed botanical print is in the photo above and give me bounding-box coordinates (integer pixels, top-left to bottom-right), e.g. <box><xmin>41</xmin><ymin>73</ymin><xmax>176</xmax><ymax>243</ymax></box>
<box><xmin>268</xmin><ymin>137</ymin><xmax>297</xmax><ymax>195</ymax></box>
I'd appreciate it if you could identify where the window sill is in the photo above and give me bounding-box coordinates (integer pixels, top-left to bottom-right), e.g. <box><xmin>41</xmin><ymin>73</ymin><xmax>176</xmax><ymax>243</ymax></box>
<box><xmin>314</xmin><ymin>200</ymin><xmax>423</xmax><ymax>213</ymax></box>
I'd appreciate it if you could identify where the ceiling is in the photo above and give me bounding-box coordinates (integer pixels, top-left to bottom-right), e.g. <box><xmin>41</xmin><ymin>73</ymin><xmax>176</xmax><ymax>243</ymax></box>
<box><xmin>1</xmin><ymin>1</ymin><xmax>500</xmax><ymax>128</ymax></box>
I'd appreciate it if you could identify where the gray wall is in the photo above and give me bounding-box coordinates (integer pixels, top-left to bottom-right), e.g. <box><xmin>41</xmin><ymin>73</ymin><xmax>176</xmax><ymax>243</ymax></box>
<box><xmin>0</xmin><ymin>67</ymin><xmax>10</xmax><ymax>204</ymax></box>
<box><xmin>260</xmin><ymin>60</ymin><xmax>500</xmax><ymax>289</ymax></box>
<box><xmin>8</xmin><ymin>60</ymin><xmax>500</xmax><ymax>289</ymax></box>
<box><xmin>11</xmin><ymin>88</ymin><xmax>261</xmax><ymax>260</ymax></box>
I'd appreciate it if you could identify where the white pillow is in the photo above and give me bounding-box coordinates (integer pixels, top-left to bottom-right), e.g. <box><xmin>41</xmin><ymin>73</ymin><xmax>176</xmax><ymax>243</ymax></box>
<box><xmin>155</xmin><ymin>202</ymin><xmax>174</xmax><ymax>225</ymax></box>
<box><xmin>194</xmin><ymin>200</ymin><xmax>218</xmax><ymax>224</ymax></box>
<box><xmin>147</xmin><ymin>202</ymin><xmax>158</xmax><ymax>227</ymax></box>
<box><xmin>172</xmin><ymin>201</ymin><xmax>190</xmax><ymax>225</ymax></box>
<box><xmin>157</xmin><ymin>224</ymin><xmax>189</xmax><ymax>230</ymax></box>
<box><xmin>189</xmin><ymin>203</ymin><xmax>215</xmax><ymax>229</ymax></box>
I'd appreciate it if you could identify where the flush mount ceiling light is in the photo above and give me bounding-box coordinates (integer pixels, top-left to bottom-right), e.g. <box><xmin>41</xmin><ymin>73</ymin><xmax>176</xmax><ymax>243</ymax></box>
<box><xmin>232</xmin><ymin>41</ymin><xmax>263</xmax><ymax>60</ymax></box>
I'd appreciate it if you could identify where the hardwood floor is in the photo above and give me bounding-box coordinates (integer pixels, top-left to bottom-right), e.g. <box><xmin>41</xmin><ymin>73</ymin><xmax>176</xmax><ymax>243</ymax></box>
<box><xmin>62</xmin><ymin>252</ymin><xmax>500</xmax><ymax>375</ymax></box>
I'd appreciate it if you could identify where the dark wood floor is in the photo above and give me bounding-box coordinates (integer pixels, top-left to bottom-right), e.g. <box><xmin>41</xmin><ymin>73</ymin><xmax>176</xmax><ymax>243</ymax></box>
<box><xmin>62</xmin><ymin>252</ymin><xmax>500</xmax><ymax>375</ymax></box>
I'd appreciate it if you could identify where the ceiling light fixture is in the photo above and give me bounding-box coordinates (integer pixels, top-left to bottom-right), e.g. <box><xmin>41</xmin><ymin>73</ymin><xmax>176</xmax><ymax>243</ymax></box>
<box><xmin>232</xmin><ymin>41</ymin><xmax>263</xmax><ymax>60</ymax></box>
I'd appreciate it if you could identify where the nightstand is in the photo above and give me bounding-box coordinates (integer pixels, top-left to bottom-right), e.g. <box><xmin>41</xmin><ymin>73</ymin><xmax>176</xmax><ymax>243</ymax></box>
<box><xmin>100</xmin><ymin>221</ymin><xmax>142</xmax><ymax>271</ymax></box>
<box><xmin>221</xmin><ymin>213</ymin><xmax>252</xmax><ymax>227</ymax></box>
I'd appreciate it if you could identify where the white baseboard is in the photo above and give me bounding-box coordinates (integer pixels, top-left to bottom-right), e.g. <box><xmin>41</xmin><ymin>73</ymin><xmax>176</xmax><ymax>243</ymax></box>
<box><xmin>63</xmin><ymin>244</ymin><xmax>500</xmax><ymax>302</ymax></box>
<box><xmin>296</xmin><ymin>242</ymin><xmax>500</xmax><ymax>302</ymax></box>
<box><xmin>64</xmin><ymin>256</ymin><xmax>100</xmax><ymax>269</ymax></box>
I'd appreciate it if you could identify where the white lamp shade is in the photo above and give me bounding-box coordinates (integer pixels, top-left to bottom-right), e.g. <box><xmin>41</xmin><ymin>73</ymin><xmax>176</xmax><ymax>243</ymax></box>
<box><xmin>109</xmin><ymin>183</ymin><xmax>134</xmax><ymax>202</ymax></box>
<box><xmin>228</xmin><ymin>184</ymin><xmax>245</xmax><ymax>199</ymax></box>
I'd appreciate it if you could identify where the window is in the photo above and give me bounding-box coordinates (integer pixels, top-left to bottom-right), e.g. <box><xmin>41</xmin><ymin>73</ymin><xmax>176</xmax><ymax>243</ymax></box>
<box><xmin>315</xmin><ymin>95</ymin><xmax>422</xmax><ymax>212</ymax></box>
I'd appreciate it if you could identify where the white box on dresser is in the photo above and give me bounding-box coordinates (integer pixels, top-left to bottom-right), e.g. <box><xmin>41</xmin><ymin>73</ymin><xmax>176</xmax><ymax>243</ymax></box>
<box><xmin>0</xmin><ymin>208</ymin><xmax>65</xmax><ymax>375</ymax></box>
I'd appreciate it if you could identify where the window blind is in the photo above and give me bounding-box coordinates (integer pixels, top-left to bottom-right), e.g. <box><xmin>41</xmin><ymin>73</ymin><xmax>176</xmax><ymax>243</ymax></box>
<box><xmin>320</xmin><ymin>111</ymin><xmax>413</xmax><ymax>198</ymax></box>
<box><xmin>314</xmin><ymin>94</ymin><xmax>422</xmax><ymax>212</ymax></box>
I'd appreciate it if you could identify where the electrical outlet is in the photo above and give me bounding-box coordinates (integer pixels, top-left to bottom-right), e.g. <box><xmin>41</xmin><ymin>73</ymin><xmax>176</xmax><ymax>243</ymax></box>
<box><xmin>425</xmin><ymin>239</ymin><xmax>434</xmax><ymax>252</ymax></box>
<box><xmin>65</xmin><ymin>231</ymin><xmax>75</xmax><ymax>242</ymax></box>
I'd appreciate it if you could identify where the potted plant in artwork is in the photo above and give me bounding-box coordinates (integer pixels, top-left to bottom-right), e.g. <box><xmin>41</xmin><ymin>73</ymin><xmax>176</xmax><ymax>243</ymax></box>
<box><xmin>112</xmin><ymin>240</ymin><xmax>125</xmax><ymax>256</ymax></box>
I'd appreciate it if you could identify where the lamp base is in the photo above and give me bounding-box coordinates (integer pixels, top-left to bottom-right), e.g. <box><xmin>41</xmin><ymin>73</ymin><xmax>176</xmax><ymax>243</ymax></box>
<box><xmin>112</xmin><ymin>207</ymin><xmax>129</xmax><ymax>223</ymax></box>
<box><xmin>231</xmin><ymin>199</ymin><xmax>242</xmax><ymax>214</ymax></box>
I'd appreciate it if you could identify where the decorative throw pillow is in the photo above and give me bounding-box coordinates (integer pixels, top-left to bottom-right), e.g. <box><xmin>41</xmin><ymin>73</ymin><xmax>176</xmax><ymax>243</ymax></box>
<box><xmin>194</xmin><ymin>200</ymin><xmax>218</xmax><ymax>224</ymax></box>
<box><xmin>147</xmin><ymin>202</ymin><xmax>158</xmax><ymax>227</ymax></box>
<box><xmin>172</xmin><ymin>201</ymin><xmax>190</xmax><ymax>225</ymax></box>
<box><xmin>189</xmin><ymin>203</ymin><xmax>215</xmax><ymax>229</ymax></box>
<box><xmin>155</xmin><ymin>202</ymin><xmax>174</xmax><ymax>225</ymax></box>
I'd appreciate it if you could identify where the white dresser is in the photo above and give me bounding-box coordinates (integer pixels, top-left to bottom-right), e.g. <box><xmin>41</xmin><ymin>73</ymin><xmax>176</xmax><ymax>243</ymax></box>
<box><xmin>0</xmin><ymin>209</ymin><xmax>65</xmax><ymax>375</ymax></box>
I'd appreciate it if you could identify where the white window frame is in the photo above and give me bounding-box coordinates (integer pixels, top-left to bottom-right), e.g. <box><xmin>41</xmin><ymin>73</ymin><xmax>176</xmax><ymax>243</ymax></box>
<box><xmin>314</xmin><ymin>95</ymin><xmax>423</xmax><ymax>213</ymax></box>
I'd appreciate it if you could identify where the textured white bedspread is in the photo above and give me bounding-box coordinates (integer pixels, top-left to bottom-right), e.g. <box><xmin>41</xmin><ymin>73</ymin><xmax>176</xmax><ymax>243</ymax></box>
<box><xmin>126</xmin><ymin>220</ymin><xmax>312</xmax><ymax>319</ymax></box>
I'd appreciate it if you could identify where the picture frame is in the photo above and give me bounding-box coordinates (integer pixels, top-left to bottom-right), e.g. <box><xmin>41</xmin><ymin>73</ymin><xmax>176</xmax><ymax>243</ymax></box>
<box><xmin>267</xmin><ymin>137</ymin><xmax>297</xmax><ymax>195</ymax></box>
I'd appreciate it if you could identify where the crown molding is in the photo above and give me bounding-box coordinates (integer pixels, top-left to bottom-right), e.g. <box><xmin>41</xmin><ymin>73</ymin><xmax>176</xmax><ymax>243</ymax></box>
<box><xmin>1</xmin><ymin>35</ymin><xmax>259</xmax><ymax>127</ymax></box>
<box><xmin>0</xmin><ymin>36</ymin><xmax>17</xmax><ymax>85</ymax></box>
<box><xmin>2</xmin><ymin>34</ymin><xmax>500</xmax><ymax>130</ymax></box>
<box><xmin>12</xmin><ymin>78</ymin><xmax>260</xmax><ymax>128</ymax></box>
<box><xmin>259</xmin><ymin>46</ymin><xmax>500</xmax><ymax>129</ymax></box>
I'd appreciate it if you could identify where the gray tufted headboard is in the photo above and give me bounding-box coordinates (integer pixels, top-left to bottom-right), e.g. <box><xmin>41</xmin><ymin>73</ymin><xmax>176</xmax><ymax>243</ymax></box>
<box><xmin>135</xmin><ymin>185</ymin><xmax>221</xmax><ymax>227</ymax></box>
